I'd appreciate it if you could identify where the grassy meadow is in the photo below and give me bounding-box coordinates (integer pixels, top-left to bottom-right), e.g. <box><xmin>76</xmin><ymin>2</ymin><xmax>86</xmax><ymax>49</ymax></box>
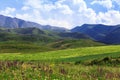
<box><xmin>0</xmin><ymin>45</ymin><xmax>120</xmax><ymax>61</ymax></box>
<box><xmin>0</xmin><ymin>45</ymin><xmax>120</xmax><ymax>79</ymax></box>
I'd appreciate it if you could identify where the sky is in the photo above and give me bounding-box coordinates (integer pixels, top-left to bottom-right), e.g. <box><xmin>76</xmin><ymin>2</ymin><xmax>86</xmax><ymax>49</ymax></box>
<box><xmin>0</xmin><ymin>0</ymin><xmax>120</xmax><ymax>29</ymax></box>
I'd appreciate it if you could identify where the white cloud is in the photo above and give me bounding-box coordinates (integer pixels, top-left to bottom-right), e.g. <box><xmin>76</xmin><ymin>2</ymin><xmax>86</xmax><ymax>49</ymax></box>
<box><xmin>41</xmin><ymin>18</ymin><xmax>72</xmax><ymax>29</ymax></box>
<box><xmin>91</xmin><ymin>0</ymin><xmax>113</xmax><ymax>9</ymax></box>
<box><xmin>55</xmin><ymin>2</ymin><xmax>73</xmax><ymax>15</ymax></box>
<box><xmin>113</xmin><ymin>0</ymin><xmax>120</xmax><ymax>6</ymax></box>
<box><xmin>21</xmin><ymin>6</ymin><xmax>30</xmax><ymax>11</ymax></box>
<box><xmin>17</xmin><ymin>0</ymin><xmax>75</xmax><ymax>28</ymax></box>
<box><xmin>16</xmin><ymin>13</ymin><xmax>32</xmax><ymax>21</ymax></box>
<box><xmin>0</xmin><ymin>7</ymin><xmax>16</xmax><ymax>17</ymax></box>
<box><xmin>16</xmin><ymin>0</ymin><xmax>116</xmax><ymax>28</ymax></box>
<box><xmin>72</xmin><ymin>0</ymin><xmax>97</xmax><ymax>26</ymax></box>
<box><xmin>42</xmin><ymin>4</ymin><xmax>55</xmax><ymax>12</ymax></box>
<box><xmin>24</xmin><ymin>0</ymin><xmax>42</xmax><ymax>9</ymax></box>
<box><xmin>96</xmin><ymin>10</ymin><xmax>120</xmax><ymax>25</ymax></box>
<box><xmin>73</xmin><ymin>0</ymin><xmax>85</xmax><ymax>5</ymax></box>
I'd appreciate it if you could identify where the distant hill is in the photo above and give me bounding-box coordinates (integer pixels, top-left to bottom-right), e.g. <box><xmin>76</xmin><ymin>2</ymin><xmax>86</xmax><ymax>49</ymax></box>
<box><xmin>48</xmin><ymin>39</ymin><xmax>106</xmax><ymax>49</ymax></box>
<box><xmin>0</xmin><ymin>27</ymin><xmax>58</xmax><ymax>42</ymax></box>
<box><xmin>0</xmin><ymin>27</ymin><xmax>106</xmax><ymax>53</ymax></box>
<box><xmin>0</xmin><ymin>27</ymin><xmax>92</xmax><ymax>43</ymax></box>
<box><xmin>0</xmin><ymin>27</ymin><xmax>45</xmax><ymax>35</ymax></box>
<box><xmin>58</xmin><ymin>32</ymin><xmax>90</xmax><ymax>39</ymax></box>
<box><xmin>71</xmin><ymin>24</ymin><xmax>120</xmax><ymax>44</ymax></box>
<box><xmin>0</xmin><ymin>15</ymin><xmax>67</xmax><ymax>32</ymax></box>
<box><xmin>103</xmin><ymin>27</ymin><xmax>120</xmax><ymax>44</ymax></box>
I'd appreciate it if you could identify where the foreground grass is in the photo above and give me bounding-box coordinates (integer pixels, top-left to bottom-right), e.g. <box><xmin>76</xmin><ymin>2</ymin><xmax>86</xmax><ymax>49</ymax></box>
<box><xmin>0</xmin><ymin>61</ymin><xmax>120</xmax><ymax>80</ymax></box>
<box><xmin>0</xmin><ymin>45</ymin><xmax>120</xmax><ymax>80</ymax></box>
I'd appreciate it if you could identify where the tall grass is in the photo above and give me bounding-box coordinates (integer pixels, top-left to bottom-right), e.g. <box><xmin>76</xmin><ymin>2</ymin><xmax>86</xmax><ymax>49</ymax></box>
<box><xmin>0</xmin><ymin>61</ymin><xmax>120</xmax><ymax>80</ymax></box>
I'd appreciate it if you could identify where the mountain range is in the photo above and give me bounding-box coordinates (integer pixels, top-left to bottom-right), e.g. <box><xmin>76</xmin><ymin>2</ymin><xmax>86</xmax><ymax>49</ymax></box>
<box><xmin>0</xmin><ymin>15</ymin><xmax>67</xmax><ymax>32</ymax></box>
<box><xmin>71</xmin><ymin>24</ymin><xmax>120</xmax><ymax>44</ymax></box>
<box><xmin>0</xmin><ymin>15</ymin><xmax>120</xmax><ymax>44</ymax></box>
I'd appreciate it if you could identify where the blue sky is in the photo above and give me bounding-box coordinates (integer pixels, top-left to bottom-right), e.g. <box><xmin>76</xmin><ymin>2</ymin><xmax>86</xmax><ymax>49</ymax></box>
<box><xmin>0</xmin><ymin>0</ymin><xmax>120</xmax><ymax>29</ymax></box>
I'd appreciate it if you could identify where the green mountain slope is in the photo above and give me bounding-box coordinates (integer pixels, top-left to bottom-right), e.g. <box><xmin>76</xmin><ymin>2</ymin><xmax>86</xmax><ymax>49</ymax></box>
<box><xmin>0</xmin><ymin>27</ymin><xmax>59</xmax><ymax>43</ymax></box>
<box><xmin>0</xmin><ymin>41</ymin><xmax>54</xmax><ymax>53</ymax></box>
<box><xmin>0</xmin><ymin>27</ymin><xmax>106</xmax><ymax>53</ymax></box>
<box><xmin>48</xmin><ymin>39</ymin><xmax>106</xmax><ymax>49</ymax></box>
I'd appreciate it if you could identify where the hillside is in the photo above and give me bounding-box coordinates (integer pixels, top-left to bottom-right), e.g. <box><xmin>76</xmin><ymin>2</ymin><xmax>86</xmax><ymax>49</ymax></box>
<box><xmin>58</xmin><ymin>32</ymin><xmax>90</xmax><ymax>39</ymax></box>
<box><xmin>0</xmin><ymin>28</ymin><xmax>57</xmax><ymax>43</ymax></box>
<box><xmin>0</xmin><ymin>41</ymin><xmax>54</xmax><ymax>53</ymax></box>
<box><xmin>103</xmin><ymin>27</ymin><xmax>120</xmax><ymax>44</ymax></box>
<box><xmin>71</xmin><ymin>24</ymin><xmax>120</xmax><ymax>44</ymax></box>
<box><xmin>0</xmin><ymin>27</ymin><xmax>93</xmax><ymax>42</ymax></box>
<box><xmin>0</xmin><ymin>39</ymin><xmax>105</xmax><ymax>53</ymax></box>
<box><xmin>48</xmin><ymin>39</ymin><xmax>105</xmax><ymax>49</ymax></box>
<box><xmin>0</xmin><ymin>27</ymin><xmax>106</xmax><ymax>53</ymax></box>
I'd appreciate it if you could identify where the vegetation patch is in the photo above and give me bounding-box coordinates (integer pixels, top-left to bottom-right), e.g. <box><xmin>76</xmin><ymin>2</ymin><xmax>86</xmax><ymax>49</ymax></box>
<box><xmin>0</xmin><ymin>61</ymin><xmax>120</xmax><ymax>80</ymax></box>
<box><xmin>75</xmin><ymin>56</ymin><xmax>120</xmax><ymax>66</ymax></box>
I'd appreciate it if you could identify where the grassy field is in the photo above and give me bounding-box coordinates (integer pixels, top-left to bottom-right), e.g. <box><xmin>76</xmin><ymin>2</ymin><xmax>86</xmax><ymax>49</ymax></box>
<box><xmin>0</xmin><ymin>45</ymin><xmax>120</xmax><ymax>61</ymax></box>
<box><xmin>0</xmin><ymin>45</ymin><xmax>120</xmax><ymax>80</ymax></box>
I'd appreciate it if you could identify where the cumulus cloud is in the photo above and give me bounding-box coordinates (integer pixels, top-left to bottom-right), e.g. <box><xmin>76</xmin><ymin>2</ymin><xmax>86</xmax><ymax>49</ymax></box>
<box><xmin>15</xmin><ymin>0</ymin><xmax>75</xmax><ymax>28</ymax></box>
<box><xmin>21</xmin><ymin>6</ymin><xmax>30</xmax><ymax>11</ymax></box>
<box><xmin>15</xmin><ymin>0</ymin><xmax>120</xmax><ymax>28</ymax></box>
<box><xmin>55</xmin><ymin>3</ymin><xmax>74</xmax><ymax>15</ymax></box>
<box><xmin>0</xmin><ymin>7</ymin><xmax>16</xmax><ymax>17</ymax></box>
<box><xmin>73</xmin><ymin>0</ymin><xmax>86</xmax><ymax>5</ymax></box>
<box><xmin>71</xmin><ymin>0</ymin><xmax>97</xmax><ymax>26</ymax></box>
<box><xmin>24</xmin><ymin>0</ymin><xmax>41</xmax><ymax>9</ymax></box>
<box><xmin>16</xmin><ymin>13</ymin><xmax>32</xmax><ymax>20</ymax></box>
<box><xmin>16</xmin><ymin>0</ymin><xmax>97</xmax><ymax>28</ymax></box>
<box><xmin>91</xmin><ymin>0</ymin><xmax>113</xmax><ymax>9</ymax></box>
<box><xmin>96</xmin><ymin>10</ymin><xmax>120</xmax><ymax>25</ymax></box>
<box><xmin>113</xmin><ymin>0</ymin><xmax>120</xmax><ymax>6</ymax></box>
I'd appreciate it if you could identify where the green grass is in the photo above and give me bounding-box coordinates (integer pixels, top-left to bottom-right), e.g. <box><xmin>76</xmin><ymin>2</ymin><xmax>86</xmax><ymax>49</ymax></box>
<box><xmin>1</xmin><ymin>61</ymin><xmax>120</xmax><ymax>80</ymax></box>
<box><xmin>0</xmin><ymin>41</ymin><xmax>54</xmax><ymax>53</ymax></box>
<box><xmin>0</xmin><ymin>39</ymin><xmax>105</xmax><ymax>53</ymax></box>
<box><xmin>0</xmin><ymin>45</ymin><xmax>120</xmax><ymax>62</ymax></box>
<box><xmin>0</xmin><ymin>45</ymin><xmax>120</xmax><ymax>80</ymax></box>
<box><xmin>48</xmin><ymin>39</ymin><xmax>106</xmax><ymax>49</ymax></box>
